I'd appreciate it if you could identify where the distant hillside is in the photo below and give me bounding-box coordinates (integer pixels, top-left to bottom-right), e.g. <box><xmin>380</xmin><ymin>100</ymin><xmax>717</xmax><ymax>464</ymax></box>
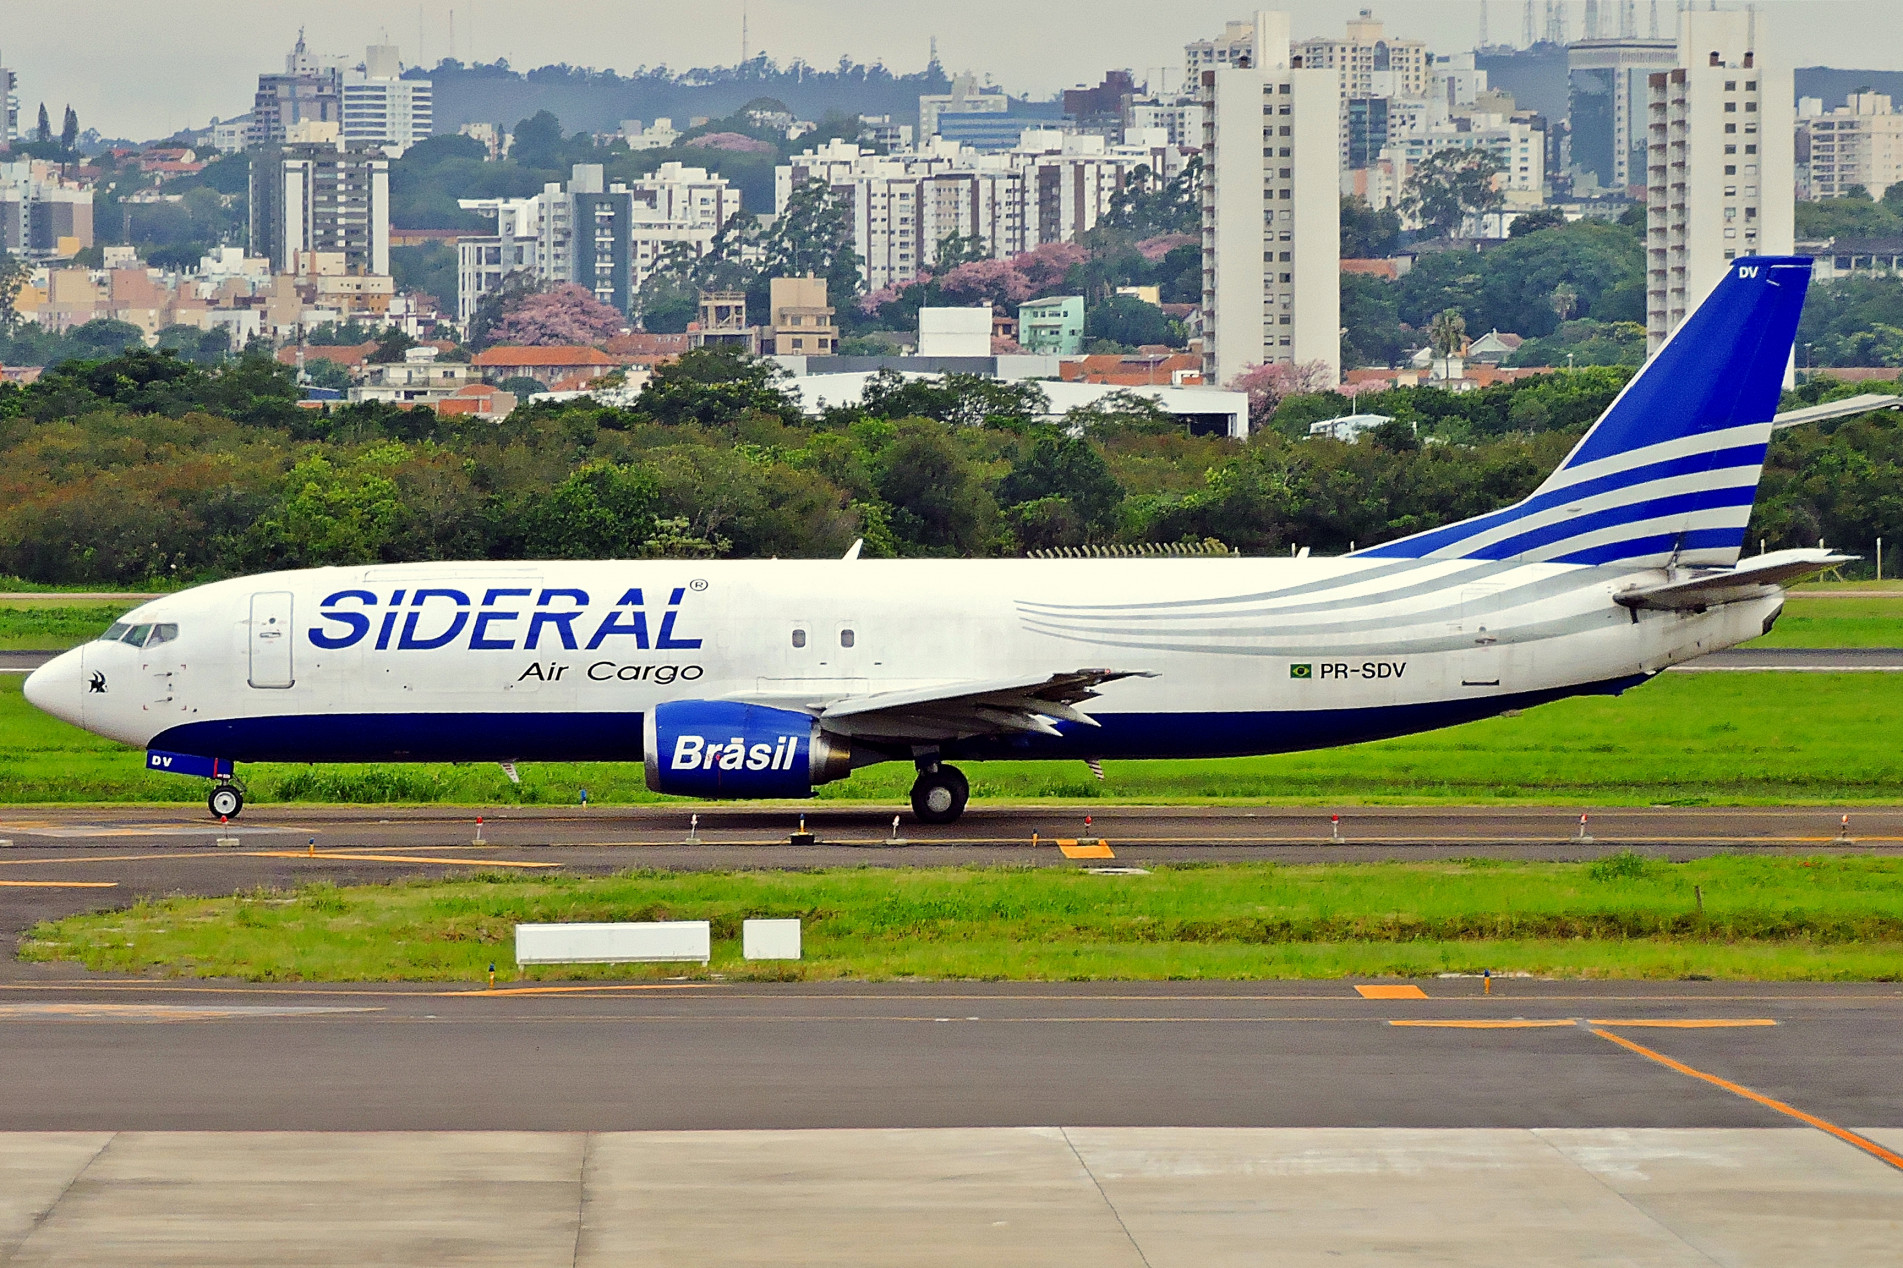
<box><xmin>1796</xmin><ymin>67</ymin><xmax>1903</xmax><ymax>108</ymax></box>
<box><xmin>421</xmin><ymin>56</ymin><xmax>962</xmax><ymax>135</ymax></box>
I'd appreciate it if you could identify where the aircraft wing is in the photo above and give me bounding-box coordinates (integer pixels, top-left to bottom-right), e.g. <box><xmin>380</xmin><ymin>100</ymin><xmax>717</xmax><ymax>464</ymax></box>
<box><xmin>811</xmin><ymin>669</ymin><xmax>1154</xmax><ymax>743</ymax></box>
<box><xmin>1613</xmin><ymin>548</ymin><xmax>1854</xmax><ymax>611</ymax></box>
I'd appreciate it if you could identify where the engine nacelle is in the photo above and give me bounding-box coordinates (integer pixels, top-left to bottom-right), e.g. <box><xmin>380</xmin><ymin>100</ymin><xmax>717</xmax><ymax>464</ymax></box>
<box><xmin>643</xmin><ymin>700</ymin><xmax>852</xmax><ymax>798</ymax></box>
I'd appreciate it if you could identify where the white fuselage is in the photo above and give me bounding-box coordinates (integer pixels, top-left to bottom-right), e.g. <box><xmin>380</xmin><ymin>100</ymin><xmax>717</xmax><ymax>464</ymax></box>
<box><xmin>26</xmin><ymin>556</ymin><xmax>1780</xmax><ymax>769</ymax></box>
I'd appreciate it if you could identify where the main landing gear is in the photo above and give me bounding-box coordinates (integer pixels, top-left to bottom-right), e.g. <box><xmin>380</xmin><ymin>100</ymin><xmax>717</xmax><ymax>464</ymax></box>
<box><xmin>910</xmin><ymin>762</ymin><xmax>969</xmax><ymax>825</ymax></box>
<box><xmin>208</xmin><ymin>782</ymin><xmax>244</xmax><ymax>819</ymax></box>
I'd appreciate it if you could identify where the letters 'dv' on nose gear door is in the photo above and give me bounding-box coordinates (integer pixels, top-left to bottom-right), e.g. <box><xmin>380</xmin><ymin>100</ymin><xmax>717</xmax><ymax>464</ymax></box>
<box><xmin>249</xmin><ymin>591</ymin><xmax>295</xmax><ymax>689</ymax></box>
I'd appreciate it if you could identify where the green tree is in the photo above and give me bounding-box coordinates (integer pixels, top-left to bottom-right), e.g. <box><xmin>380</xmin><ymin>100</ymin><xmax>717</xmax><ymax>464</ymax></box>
<box><xmin>934</xmin><ymin>231</ymin><xmax>988</xmax><ymax>269</ymax></box>
<box><xmin>1428</xmin><ymin>308</ymin><xmax>1467</xmax><ymax>357</ymax></box>
<box><xmin>59</xmin><ymin>105</ymin><xmax>78</xmax><ymax>153</ymax></box>
<box><xmin>996</xmin><ymin>432</ymin><xmax>1124</xmax><ymax>529</ymax></box>
<box><xmin>876</xmin><ymin>420</ymin><xmax>998</xmax><ymax>553</ymax></box>
<box><xmin>637</xmin><ymin>345</ymin><xmax>801</xmax><ymax>426</ymax></box>
<box><xmin>520</xmin><ymin>461</ymin><xmax>662</xmax><ymax>558</ymax></box>
<box><xmin>762</xmin><ymin>177</ymin><xmax>862</xmax><ymax>303</ymax></box>
<box><xmin>34</xmin><ymin>103</ymin><xmax>49</xmax><ymax>143</ymax></box>
<box><xmin>249</xmin><ymin>447</ymin><xmax>408</xmax><ymax>567</ymax></box>
<box><xmin>1509</xmin><ymin>206</ymin><xmax>1569</xmax><ymax>237</ymax></box>
<box><xmin>508</xmin><ymin>110</ymin><xmax>569</xmax><ymax>172</ymax></box>
<box><xmin>1340</xmin><ymin>196</ymin><xmax>1401</xmax><ymax>257</ymax></box>
<box><xmin>1399</xmin><ymin>148</ymin><xmax>1504</xmax><ymax>239</ymax></box>
<box><xmin>1084</xmin><ymin>294</ymin><xmax>1177</xmax><ymax>349</ymax></box>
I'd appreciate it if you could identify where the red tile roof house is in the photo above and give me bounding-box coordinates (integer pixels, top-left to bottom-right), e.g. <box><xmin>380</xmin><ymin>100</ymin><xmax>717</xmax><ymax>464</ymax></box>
<box><xmin>471</xmin><ymin>346</ymin><xmax>624</xmax><ymax>385</ymax></box>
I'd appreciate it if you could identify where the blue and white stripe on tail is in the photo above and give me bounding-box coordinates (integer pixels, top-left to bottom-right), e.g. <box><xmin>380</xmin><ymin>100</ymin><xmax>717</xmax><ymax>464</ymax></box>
<box><xmin>1360</xmin><ymin>256</ymin><xmax>1811</xmax><ymax>569</ymax></box>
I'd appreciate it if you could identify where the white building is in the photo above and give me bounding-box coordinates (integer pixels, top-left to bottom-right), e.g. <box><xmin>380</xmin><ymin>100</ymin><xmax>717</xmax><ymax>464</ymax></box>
<box><xmin>456</xmin><ymin>162</ymin><xmax>740</xmax><ymax>322</ymax></box>
<box><xmin>457</xmin><ymin>196</ymin><xmax>542</xmax><ymax>323</ymax></box>
<box><xmin>1382</xmin><ymin>114</ymin><xmax>1548</xmax><ymax>204</ymax></box>
<box><xmin>249</xmin><ymin>136</ymin><xmax>391</xmax><ymax>276</ymax></box>
<box><xmin>627</xmin><ymin>161</ymin><xmax>744</xmax><ymax>290</ymax></box>
<box><xmin>1200</xmin><ymin>10</ymin><xmax>1341</xmax><ymax>387</ymax></box>
<box><xmin>1800</xmin><ymin>93</ymin><xmax>1903</xmax><ymax>201</ymax></box>
<box><xmin>342</xmin><ymin>45</ymin><xmax>433</xmax><ymax>156</ymax></box>
<box><xmin>1294</xmin><ymin>9</ymin><xmax>1429</xmax><ymax>100</ymax></box>
<box><xmin>618</xmin><ymin>118</ymin><xmax>681</xmax><ymax>151</ymax></box>
<box><xmin>1645</xmin><ymin>8</ymin><xmax>1795</xmax><ymax>352</ymax></box>
<box><xmin>778</xmin><ymin>133</ymin><xmax>1190</xmax><ymax>292</ymax></box>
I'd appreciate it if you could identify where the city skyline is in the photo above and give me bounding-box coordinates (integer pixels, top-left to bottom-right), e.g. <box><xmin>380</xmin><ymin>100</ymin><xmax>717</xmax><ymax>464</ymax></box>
<box><xmin>11</xmin><ymin>0</ymin><xmax>1901</xmax><ymax>140</ymax></box>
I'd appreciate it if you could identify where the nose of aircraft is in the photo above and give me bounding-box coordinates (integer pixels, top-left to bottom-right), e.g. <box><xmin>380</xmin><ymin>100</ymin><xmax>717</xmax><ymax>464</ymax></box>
<box><xmin>23</xmin><ymin>646</ymin><xmax>87</xmax><ymax>728</ymax></box>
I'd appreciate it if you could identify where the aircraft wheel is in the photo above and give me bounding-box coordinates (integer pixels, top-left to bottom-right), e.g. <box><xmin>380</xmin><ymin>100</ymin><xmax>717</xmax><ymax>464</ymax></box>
<box><xmin>910</xmin><ymin>765</ymin><xmax>969</xmax><ymax>825</ymax></box>
<box><xmin>208</xmin><ymin>784</ymin><xmax>244</xmax><ymax>820</ymax></box>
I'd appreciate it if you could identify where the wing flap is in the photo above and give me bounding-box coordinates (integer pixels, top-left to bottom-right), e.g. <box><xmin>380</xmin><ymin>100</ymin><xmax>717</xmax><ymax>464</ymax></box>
<box><xmin>814</xmin><ymin>668</ymin><xmax>1153</xmax><ymax>743</ymax></box>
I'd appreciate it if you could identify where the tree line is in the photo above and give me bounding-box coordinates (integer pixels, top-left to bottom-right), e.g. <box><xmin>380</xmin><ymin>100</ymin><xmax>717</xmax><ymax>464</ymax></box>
<box><xmin>0</xmin><ymin>346</ymin><xmax>1897</xmax><ymax>587</ymax></box>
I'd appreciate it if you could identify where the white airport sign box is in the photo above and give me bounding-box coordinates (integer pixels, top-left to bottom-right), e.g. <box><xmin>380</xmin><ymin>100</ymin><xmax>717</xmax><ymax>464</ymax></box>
<box><xmin>743</xmin><ymin>918</ymin><xmax>801</xmax><ymax>960</ymax></box>
<box><xmin>515</xmin><ymin>921</ymin><xmax>710</xmax><ymax>965</ymax></box>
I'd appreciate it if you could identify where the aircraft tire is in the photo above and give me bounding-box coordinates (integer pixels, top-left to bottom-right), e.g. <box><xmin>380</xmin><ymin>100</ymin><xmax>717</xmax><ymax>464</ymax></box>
<box><xmin>208</xmin><ymin>784</ymin><xmax>244</xmax><ymax>820</ymax></box>
<box><xmin>910</xmin><ymin>765</ymin><xmax>969</xmax><ymax>825</ymax></box>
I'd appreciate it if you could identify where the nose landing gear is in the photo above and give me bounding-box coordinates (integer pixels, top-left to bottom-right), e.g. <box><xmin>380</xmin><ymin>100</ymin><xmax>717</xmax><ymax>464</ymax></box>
<box><xmin>909</xmin><ymin>762</ymin><xmax>969</xmax><ymax>825</ymax></box>
<box><xmin>208</xmin><ymin>782</ymin><xmax>244</xmax><ymax>819</ymax></box>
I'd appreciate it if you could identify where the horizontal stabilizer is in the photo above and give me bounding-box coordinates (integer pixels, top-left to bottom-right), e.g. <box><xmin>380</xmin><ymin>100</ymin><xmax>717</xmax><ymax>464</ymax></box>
<box><xmin>1612</xmin><ymin>549</ymin><xmax>1853</xmax><ymax>611</ymax></box>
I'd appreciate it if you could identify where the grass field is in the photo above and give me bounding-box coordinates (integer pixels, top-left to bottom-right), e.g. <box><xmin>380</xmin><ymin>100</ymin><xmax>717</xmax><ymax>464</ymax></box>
<box><xmin>2</xmin><ymin>669</ymin><xmax>1899</xmax><ymax>806</ymax></box>
<box><xmin>0</xmin><ymin>605</ymin><xmax>127</xmax><ymax>651</ymax></box>
<box><xmin>22</xmin><ymin>856</ymin><xmax>1903</xmax><ymax>983</ymax></box>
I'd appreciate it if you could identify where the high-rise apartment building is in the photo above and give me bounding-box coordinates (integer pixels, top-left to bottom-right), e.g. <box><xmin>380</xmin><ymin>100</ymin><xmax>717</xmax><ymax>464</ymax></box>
<box><xmin>0</xmin><ymin>159</ymin><xmax>94</xmax><ymax>259</ymax></box>
<box><xmin>779</xmin><ymin>135</ymin><xmax>1188</xmax><ymax>292</ymax></box>
<box><xmin>1200</xmin><ymin>10</ymin><xmax>1340</xmax><ymax>386</ymax></box>
<box><xmin>0</xmin><ymin>63</ymin><xmax>16</xmax><ymax>148</ymax></box>
<box><xmin>250</xmin><ymin>33</ymin><xmax>343</xmax><ymax>148</ymax></box>
<box><xmin>250</xmin><ymin>138</ymin><xmax>390</xmax><ymax>276</ymax></box>
<box><xmin>1569</xmin><ymin>37</ymin><xmax>1676</xmax><ymax>195</ymax></box>
<box><xmin>1800</xmin><ymin>93</ymin><xmax>1903</xmax><ymax>201</ymax></box>
<box><xmin>1294</xmin><ymin>9</ymin><xmax>1428</xmax><ymax>99</ymax></box>
<box><xmin>1645</xmin><ymin>8</ymin><xmax>1794</xmax><ymax>352</ymax></box>
<box><xmin>342</xmin><ymin>45</ymin><xmax>433</xmax><ymax>156</ymax></box>
<box><xmin>457</xmin><ymin>162</ymin><xmax>741</xmax><ymax>321</ymax></box>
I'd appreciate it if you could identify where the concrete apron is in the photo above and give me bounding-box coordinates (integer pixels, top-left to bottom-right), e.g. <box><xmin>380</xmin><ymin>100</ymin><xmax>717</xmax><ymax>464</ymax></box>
<box><xmin>2</xmin><ymin>1127</ymin><xmax>1901</xmax><ymax>1266</ymax></box>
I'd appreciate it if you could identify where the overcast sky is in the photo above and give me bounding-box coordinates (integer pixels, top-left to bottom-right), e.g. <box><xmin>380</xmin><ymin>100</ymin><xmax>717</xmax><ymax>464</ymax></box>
<box><xmin>10</xmin><ymin>0</ymin><xmax>1898</xmax><ymax>139</ymax></box>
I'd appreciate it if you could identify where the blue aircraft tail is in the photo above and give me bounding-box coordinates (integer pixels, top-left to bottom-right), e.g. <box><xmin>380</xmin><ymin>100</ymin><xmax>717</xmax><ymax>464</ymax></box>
<box><xmin>1359</xmin><ymin>255</ymin><xmax>1812</xmax><ymax>568</ymax></box>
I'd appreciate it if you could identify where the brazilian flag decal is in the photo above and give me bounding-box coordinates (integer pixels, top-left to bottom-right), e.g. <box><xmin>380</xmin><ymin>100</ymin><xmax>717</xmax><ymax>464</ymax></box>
<box><xmin>1289</xmin><ymin>663</ymin><xmax>1313</xmax><ymax>679</ymax></box>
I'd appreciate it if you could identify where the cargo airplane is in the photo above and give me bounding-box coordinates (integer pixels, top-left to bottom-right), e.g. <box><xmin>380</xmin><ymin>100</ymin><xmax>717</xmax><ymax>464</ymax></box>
<box><xmin>27</xmin><ymin>257</ymin><xmax>1843</xmax><ymax>823</ymax></box>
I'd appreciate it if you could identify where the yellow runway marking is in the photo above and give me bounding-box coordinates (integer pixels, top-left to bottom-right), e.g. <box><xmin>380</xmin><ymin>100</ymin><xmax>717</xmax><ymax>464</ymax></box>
<box><xmin>1590</xmin><ymin>1026</ymin><xmax>1903</xmax><ymax>1174</ymax></box>
<box><xmin>1356</xmin><ymin>984</ymin><xmax>1429</xmax><ymax>999</ymax></box>
<box><xmin>1390</xmin><ymin>1019</ymin><xmax>1572</xmax><ymax>1028</ymax></box>
<box><xmin>1589</xmin><ymin>1018</ymin><xmax>1779</xmax><ymax>1029</ymax></box>
<box><xmin>251</xmin><ymin>851</ymin><xmax>559</xmax><ymax>868</ymax></box>
<box><xmin>0</xmin><ymin>879</ymin><xmax>117</xmax><ymax>888</ymax></box>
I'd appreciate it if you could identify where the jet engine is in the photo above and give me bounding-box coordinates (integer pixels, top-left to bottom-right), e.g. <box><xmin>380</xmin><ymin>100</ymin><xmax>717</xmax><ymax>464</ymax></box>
<box><xmin>643</xmin><ymin>700</ymin><xmax>852</xmax><ymax>798</ymax></box>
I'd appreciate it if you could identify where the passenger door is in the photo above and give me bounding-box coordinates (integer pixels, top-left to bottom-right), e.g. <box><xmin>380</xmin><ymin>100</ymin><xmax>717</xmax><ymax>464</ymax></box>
<box><xmin>248</xmin><ymin>592</ymin><xmax>295</xmax><ymax>689</ymax></box>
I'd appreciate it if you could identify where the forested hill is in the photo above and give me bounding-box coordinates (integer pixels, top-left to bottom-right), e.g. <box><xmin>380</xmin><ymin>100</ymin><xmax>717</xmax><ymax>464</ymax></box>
<box><xmin>422</xmin><ymin>57</ymin><xmax>966</xmax><ymax>134</ymax></box>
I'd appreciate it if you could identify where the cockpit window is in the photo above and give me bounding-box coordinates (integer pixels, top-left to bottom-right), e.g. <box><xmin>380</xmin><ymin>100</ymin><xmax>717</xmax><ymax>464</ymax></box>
<box><xmin>99</xmin><ymin>622</ymin><xmax>131</xmax><ymax>642</ymax></box>
<box><xmin>122</xmin><ymin>624</ymin><xmax>153</xmax><ymax>647</ymax></box>
<box><xmin>144</xmin><ymin>623</ymin><xmax>178</xmax><ymax>648</ymax></box>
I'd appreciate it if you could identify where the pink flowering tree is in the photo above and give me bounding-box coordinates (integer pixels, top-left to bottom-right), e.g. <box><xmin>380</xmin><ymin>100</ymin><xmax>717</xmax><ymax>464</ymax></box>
<box><xmin>937</xmin><ymin>258</ymin><xmax>1036</xmax><ymax>307</ymax></box>
<box><xmin>1227</xmin><ymin>360</ymin><xmax>1338</xmax><ymax>427</ymax></box>
<box><xmin>487</xmin><ymin>284</ymin><xmax>626</xmax><ymax>347</ymax></box>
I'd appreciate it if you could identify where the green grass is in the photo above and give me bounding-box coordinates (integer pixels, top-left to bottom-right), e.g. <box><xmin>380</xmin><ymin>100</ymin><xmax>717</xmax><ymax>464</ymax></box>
<box><xmin>0</xmin><ymin>605</ymin><xmax>128</xmax><ymax>651</ymax></box>
<box><xmin>1750</xmin><ymin>596</ymin><xmax>1903</xmax><ymax>648</ymax></box>
<box><xmin>23</xmin><ymin>856</ymin><xmax>1903</xmax><ymax>983</ymax></box>
<box><xmin>2</xmin><ymin>670</ymin><xmax>1900</xmax><ymax>806</ymax></box>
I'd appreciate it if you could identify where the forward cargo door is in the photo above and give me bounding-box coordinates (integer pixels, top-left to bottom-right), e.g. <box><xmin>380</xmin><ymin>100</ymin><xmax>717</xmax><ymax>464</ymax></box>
<box><xmin>248</xmin><ymin>591</ymin><xmax>295</xmax><ymax>689</ymax></box>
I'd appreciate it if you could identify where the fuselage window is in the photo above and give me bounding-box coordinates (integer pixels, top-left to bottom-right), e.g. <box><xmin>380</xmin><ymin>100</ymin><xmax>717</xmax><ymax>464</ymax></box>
<box><xmin>145</xmin><ymin>623</ymin><xmax>179</xmax><ymax>648</ymax></box>
<box><xmin>122</xmin><ymin>624</ymin><xmax>153</xmax><ymax>646</ymax></box>
<box><xmin>99</xmin><ymin>622</ymin><xmax>130</xmax><ymax>642</ymax></box>
<box><xmin>840</xmin><ymin>629</ymin><xmax>855</xmax><ymax>648</ymax></box>
<box><xmin>791</xmin><ymin>629</ymin><xmax>807</xmax><ymax>648</ymax></box>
